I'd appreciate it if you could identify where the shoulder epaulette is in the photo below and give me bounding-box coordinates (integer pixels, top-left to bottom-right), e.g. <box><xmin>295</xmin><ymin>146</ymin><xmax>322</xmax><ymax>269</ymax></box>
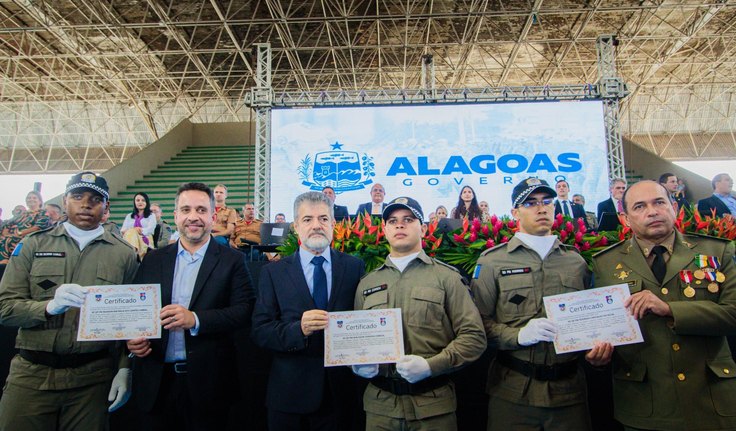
<box><xmin>479</xmin><ymin>242</ymin><xmax>508</xmax><ymax>257</ymax></box>
<box><xmin>684</xmin><ymin>232</ymin><xmax>732</xmax><ymax>243</ymax></box>
<box><xmin>26</xmin><ymin>225</ymin><xmax>55</xmax><ymax>237</ymax></box>
<box><xmin>432</xmin><ymin>258</ymin><xmax>461</xmax><ymax>274</ymax></box>
<box><xmin>592</xmin><ymin>240</ymin><xmax>626</xmax><ymax>258</ymax></box>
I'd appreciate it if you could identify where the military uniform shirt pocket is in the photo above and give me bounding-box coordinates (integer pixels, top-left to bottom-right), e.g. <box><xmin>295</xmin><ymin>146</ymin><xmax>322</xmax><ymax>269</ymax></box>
<box><xmin>95</xmin><ymin>262</ymin><xmax>124</xmax><ymax>285</ymax></box>
<box><xmin>497</xmin><ymin>273</ymin><xmax>535</xmax><ymax>319</ymax></box>
<box><xmin>29</xmin><ymin>260</ymin><xmax>65</xmax><ymax>299</ymax></box>
<box><xmin>707</xmin><ymin>359</ymin><xmax>736</xmax><ymax>416</ymax></box>
<box><xmin>363</xmin><ymin>290</ymin><xmax>388</xmax><ymax>310</ymax></box>
<box><xmin>408</xmin><ymin>287</ymin><xmax>445</xmax><ymax>329</ymax></box>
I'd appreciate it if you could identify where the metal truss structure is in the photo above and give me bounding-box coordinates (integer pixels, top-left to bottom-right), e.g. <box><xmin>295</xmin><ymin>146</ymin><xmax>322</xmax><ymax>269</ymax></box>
<box><xmin>2</xmin><ymin>1</ymin><xmax>736</xmax><ymax>173</ymax></box>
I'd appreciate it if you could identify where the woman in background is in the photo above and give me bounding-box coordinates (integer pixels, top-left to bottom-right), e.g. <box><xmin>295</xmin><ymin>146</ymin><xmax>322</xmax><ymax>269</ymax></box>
<box><xmin>121</xmin><ymin>192</ymin><xmax>156</xmax><ymax>259</ymax></box>
<box><xmin>450</xmin><ymin>186</ymin><xmax>483</xmax><ymax>221</ymax></box>
<box><xmin>0</xmin><ymin>191</ymin><xmax>51</xmax><ymax>263</ymax></box>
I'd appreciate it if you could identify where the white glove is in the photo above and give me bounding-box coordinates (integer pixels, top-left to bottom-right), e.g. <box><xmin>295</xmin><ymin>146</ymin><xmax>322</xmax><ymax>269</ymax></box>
<box><xmin>107</xmin><ymin>368</ymin><xmax>132</xmax><ymax>412</ymax></box>
<box><xmin>517</xmin><ymin>318</ymin><xmax>558</xmax><ymax>346</ymax></box>
<box><xmin>396</xmin><ymin>355</ymin><xmax>432</xmax><ymax>383</ymax></box>
<box><xmin>351</xmin><ymin>364</ymin><xmax>379</xmax><ymax>379</ymax></box>
<box><xmin>46</xmin><ymin>284</ymin><xmax>88</xmax><ymax>315</ymax></box>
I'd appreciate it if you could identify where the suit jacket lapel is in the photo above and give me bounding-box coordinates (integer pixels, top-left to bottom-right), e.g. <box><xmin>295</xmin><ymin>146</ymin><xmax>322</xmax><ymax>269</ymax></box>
<box><xmin>328</xmin><ymin>250</ymin><xmax>344</xmax><ymax>310</ymax></box>
<box><xmin>287</xmin><ymin>253</ymin><xmax>316</xmax><ymax>308</ymax></box>
<box><xmin>189</xmin><ymin>240</ymin><xmax>219</xmax><ymax>307</ymax></box>
<box><xmin>162</xmin><ymin>244</ymin><xmax>178</xmax><ymax>306</ymax></box>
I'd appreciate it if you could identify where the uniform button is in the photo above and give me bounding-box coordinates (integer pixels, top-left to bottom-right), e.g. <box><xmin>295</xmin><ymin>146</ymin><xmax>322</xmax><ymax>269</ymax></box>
<box><xmin>677</xmin><ymin>373</ymin><xmax>686</xmax><ymax>381</ymax></box>
<box><xmin>672</xmin><ymin>343</ymin><xmax>680</xmax><ymax>351</ymax></box>
<box><xmin>626</xmin><ymin>372</ymin><xmax>631</xmax><ymax>377</ymax></box>
<box><xmin>661</xmin><ymin>287</ymin><xmax>669</xmax><ymax>295</ymax></box>
<box><xmin>725</xmin><ymin>369</ymin><xmax>731</xmax><ymax>374</ymax></box>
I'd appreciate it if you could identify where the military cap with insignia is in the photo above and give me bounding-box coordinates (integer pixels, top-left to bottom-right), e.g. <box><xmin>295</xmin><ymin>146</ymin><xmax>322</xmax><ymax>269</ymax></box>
<box><xmin>511</xmin><ymin>177</ymin><xmax>557</xmax><ymax>207</ymax></box>
<box><xmin>382</xmin><ymin>196</ymin><xmax>423</xmax><ymax>221</ymax></box>
<box><xmin>65</xmin><ymin>171</ymin><xmax>109</xmax><ymax>200</ymax></box>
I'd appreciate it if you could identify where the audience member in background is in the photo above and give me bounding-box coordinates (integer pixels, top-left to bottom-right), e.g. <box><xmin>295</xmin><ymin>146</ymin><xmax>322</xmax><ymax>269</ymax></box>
<box><xmin>554</xmin><ymin>180</ymin><xmax>589</xmax><ymax>228</ymax></box>
<box><xmin>356</xmin><ymin>183</ymin><xmax>387</xmax><ymax>217</ymax></box>
<box><xmin>102</xmin><ymin>206</ymin><xmax>121</xmax><ymax>236</ymax></box>
<box><xmin>572</xmin><ymin>194</ymin><xmax>597</xmax><ymax>230</ymax></box>
<box><xmin>44</xmin><ymin>203</ymin><xmax>63</xmax><ymax>224</ymax></box>
<box><xmin>0</xmin><ymin>172</ymin><xmax>137</xmax><ymax>429</ymax></box>
<box><xmin>322</xmin><ymin>186</ymin><xmax>349</xmax><ymax>221</ymax></box>
<box><xmin>274</xmin><ymin>213</ymin><xmax>287</xmax><ymax>223</ymax></box>
<box><xmin>0</xmin><ymin>191</ymin><xmax>52</xmax><ymax>264</ymax></box>
<box><xmin>435</xmin><ymin>205</ymin><xmax>448</xmax><ymax>220</ymax></box>
<box><xmin>451</xmin><ymin>185</ymin><xmax>483</xmax><ymax>221</ymax></box>
<box><xmin>231</xmin><ymin>203</ymin><xmax>265</xmax><ymax>262</ymax></box>
<box><xmin>659</xmin><ymin>172</ymin><xmax>691</xmax><ymax>211</ymax></box>
<box><xmin>676</xmin><ymin>178</ymin><xmax>687</xmax><ymax>199</ymax></box>
<box><xmin>697</xmin><ymin>173</ymin><xmax>734</xmax><ymax>217</ymax></box>
<box><xmin>121</xmin><ymin>192</ymin><xmax>156</xmax><ymax>259</ymax></box>
<box><xmin>597</xmin><ymin>178</ymin><xmax>627</xmax><ymax>230</ymax></box>
<box><xmin>479</xmin><ymin>200</ymin><xmax>492</xmax><ymax>222</ymax></box>
<box><xmin>150</xmin><ymin>203</ymin><xmax>172</xmax><ymax>248</ymax></box>
<box><xmin>212</xmin><ymin>184</ymin><xmax>237</xmax><ymax>246</ymax></box>
<box><xmin>11</xmin><ymin>205</ymin><xmax>25</xmax><ymax>218</ymax></box>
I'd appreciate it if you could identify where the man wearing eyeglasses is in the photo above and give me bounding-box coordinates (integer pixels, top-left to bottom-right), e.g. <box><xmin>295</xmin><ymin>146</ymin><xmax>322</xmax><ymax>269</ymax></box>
<box><xmin>353</xmin><ymin>196</ymin><xmax>486</xmax><ymax>430</ymax></box>
<box><xmin>471</xmin><ymin>178</ymin><xmax>609</xmax><ymax>431</ymax></box>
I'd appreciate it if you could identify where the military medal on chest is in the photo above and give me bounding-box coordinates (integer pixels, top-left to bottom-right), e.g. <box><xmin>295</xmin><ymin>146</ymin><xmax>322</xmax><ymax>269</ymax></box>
<box><xmin>680</xmin><ymin>270</ymin><xmax>696</xmax><ymax>298</ymax></box>
<box><xmin>694</xmin><ymin>254</ymin><xmax>725</xmax><ymax>294</ymax></box>
<box><xmin>614</xmin><ymin>263</ymin><xmax>631</xmax><ymax>281</ymax></box>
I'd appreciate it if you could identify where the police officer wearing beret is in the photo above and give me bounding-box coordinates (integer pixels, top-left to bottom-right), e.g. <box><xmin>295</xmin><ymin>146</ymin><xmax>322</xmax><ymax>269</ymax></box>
<box><xmin>0</xmin><ymin>172</ymin><xmax>138</xmax><ymax>430</ymax></box>
<box><xmin>353</xmin><ymin>197</ymin><xmax>487</xmax><ymax>430</ymax></box>
<box><xmin>472</xmin><ymin>178</ymin><xmax>610</xmax><ymax>431</ymax></box>
<box><xmin>591</xmin><ymin>180</ymin><xmax>736</xmax><ymax>431</ymax></box>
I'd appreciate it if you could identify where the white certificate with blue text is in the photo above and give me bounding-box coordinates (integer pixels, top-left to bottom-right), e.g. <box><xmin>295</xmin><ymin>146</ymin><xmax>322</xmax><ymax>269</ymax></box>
<box><xmin>324</xmin><ymin>308</ymin><xmax>404</xmax><ymax>367</ymax></box>
<box><xmin>543</xmin><ymin>284</ymin><xmax>643</xmax><ymax>353</ymax></box>
<box><xmin>77</xmin><ymin>284</ymin><xmax>162</xmax><ymax>341</ymax></box>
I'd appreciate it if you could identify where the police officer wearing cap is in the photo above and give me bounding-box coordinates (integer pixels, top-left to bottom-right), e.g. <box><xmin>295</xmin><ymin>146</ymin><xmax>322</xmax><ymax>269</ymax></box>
<box><xmin>353</xmin><ymin>197</ymin><xmax>487</xmax><ymax>430</ymax></box>
<box><xmin>0</xmin><ymin>171</ymin><xmax>138</xmax><ymax>430</ymax></box>
<box><xmin>472</xmin><ymin>178</ymin><xmax>609</xmax><ymax>431</ymax></box>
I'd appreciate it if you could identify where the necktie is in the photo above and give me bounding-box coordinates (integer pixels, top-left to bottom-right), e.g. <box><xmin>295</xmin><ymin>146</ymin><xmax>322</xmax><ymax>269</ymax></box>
<box><xmin>311</xmin><ymin>256</ymin><xmax>328</xmax><ymax>310</ymax></box>
<box><xmin>616</xmin><ymin>200</ymin><xmax>624</xmax><ymax>213</ymax></box>
<box><xmin>651</xmin><ymin>246</ymin><xmax>667</xmax><ymax>284</ymax></box>
<box><xmin>563</xmin><ymin>201</ymin><xmax>571</xmax><ymax>217</ymax></box>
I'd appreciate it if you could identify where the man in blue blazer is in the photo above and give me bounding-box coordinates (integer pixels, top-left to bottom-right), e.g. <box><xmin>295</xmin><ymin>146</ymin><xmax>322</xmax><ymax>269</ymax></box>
<box><xmin>252</xmin><ymin>191</ymin><xmax>365</xmax><ymax>431</ymax></box>
<box><xmin>126</xmin><ymin>183</ymin><xmax>254</xmax><ymax>430</ymax></box>
<box><xmin>698</xmin><ymin>173</ymin><xmax>734</xmax><ymax>217</ymax></box>
<box><xmin>355</xmin><ymin>183</ymin><xmax>387</xmax><ymax>217</ymax></box>
<box><xmin>553</xmin><ymin>179</ymin><xmax>589</xmax><ymax>228</ymax></box>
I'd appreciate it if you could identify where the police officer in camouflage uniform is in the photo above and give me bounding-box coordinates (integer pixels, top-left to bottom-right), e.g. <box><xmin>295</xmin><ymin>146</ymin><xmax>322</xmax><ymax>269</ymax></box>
<box><xmin>353</xmin><ymin>197</ymin><xmax>487</xmax><ymax>431</ymax></box>
<box><xmin>472</xmin><ymin>178</ymin><xmax>610</xmax><ymax>431</ymax></box>
<box><xmin>0</xmin><ymin>172</ymin><xmax>138</xmax><ymax>430</ymax></box>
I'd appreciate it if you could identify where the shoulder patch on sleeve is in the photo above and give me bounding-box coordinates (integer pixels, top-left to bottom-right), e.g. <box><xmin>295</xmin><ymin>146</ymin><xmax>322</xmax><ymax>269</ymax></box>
<box><xmin>10</xmin><ymin>242</ymin><xmax>22</xmax><ymax>257</ymax></box>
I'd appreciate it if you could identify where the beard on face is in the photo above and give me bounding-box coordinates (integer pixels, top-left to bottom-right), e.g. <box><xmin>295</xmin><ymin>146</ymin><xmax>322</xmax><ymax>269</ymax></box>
<box><xmin>303</xmin><ymin>230</ymin><xmax>331</xmax><ymax>252</ymax></box>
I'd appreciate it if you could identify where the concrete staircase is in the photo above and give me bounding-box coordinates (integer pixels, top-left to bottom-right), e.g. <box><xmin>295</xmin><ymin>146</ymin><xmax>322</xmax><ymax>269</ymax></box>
<box><xmin>108</xmin><ymin>145</ymin><xmax>255</xmax><ymax>223</ymax></box>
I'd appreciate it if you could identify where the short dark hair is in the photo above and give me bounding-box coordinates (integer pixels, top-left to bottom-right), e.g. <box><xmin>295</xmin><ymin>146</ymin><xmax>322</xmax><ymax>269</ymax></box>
<box><xmin>621</xmin><ymin>181</ymin><xmax>673</xmax><ymax>213</ymax></box>
<box><xmin>322</xmin><ymin>186</ymin><xmax>335</xmax><ymax>192</ymax></box>
<box><xmin>175</xmin><ymin>182</ymin><xmax>215</xmax><ymax>210</ymax></box>
<box><xmin>45</xmin><ymin>203</ymin><xmax>61</xmax><ymax>212</ymax></box>
<box><xmin>555</xmin><ymin>179</ymin><xmax>569</xmax><ymax>188</ymax></box>
<box><xmin>658</xmin><ymin>173</ymin><xmax>676</xmax><ymax>184</ymax></box>
<box><xmin>712</xmin><ymin>173</ymin><xmax>729</xmax><ymax>190</ymax></box>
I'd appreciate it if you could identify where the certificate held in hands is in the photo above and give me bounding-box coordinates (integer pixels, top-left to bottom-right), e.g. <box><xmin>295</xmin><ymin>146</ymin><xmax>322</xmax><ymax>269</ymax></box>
<box><xmin>77</xmin><ymin>284</ymin><xmax>162</xmax><ymax>341</ymax></box>
<box><xmin>543</xmin><ymin>284</ymin><xmax>644</xmax><ymax>354</ymax></box>
<box><xmin>324</xmin><ymin>308</ymin><xmax>404</xmax><ymax>367</ymax></box>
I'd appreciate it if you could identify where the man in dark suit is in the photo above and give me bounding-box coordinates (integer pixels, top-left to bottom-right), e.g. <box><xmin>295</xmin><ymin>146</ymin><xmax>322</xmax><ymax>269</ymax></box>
<box><xmin>697</xmin><ymin>173</ymin><xmax>734</xmax><ymax>217</ymax></box>
<box><xmin>252</xmin><ymin>191</ymin><xmax>365</xmax><ymax>431</ymax></box>
<box><xmin>126</xmin><ymin>182</ymin><xmax>255</xmax><ymax>430</ymax></box>
<box><xmin>322</xmin><ymin>186</ymin><xmax>349</xmax><ymax>221</ymax></box>
<box><xmin>554</xmin><ymin>179</ymin><xmax>589</xmax><ymax>228</ymax></box>
<box><xmin>597</xmin><ymin>178</ymin><xmax>627</xmax><ymax>231</ymax></box>
<box><xmin>659</xmin><ymin>172</ymin><xmax>691</xmax><ymax>212</ymax></box>
<box><xmin>355</xmin><ymin>183</ymin><xmax>387</xmax><ymax>217</ymax></box>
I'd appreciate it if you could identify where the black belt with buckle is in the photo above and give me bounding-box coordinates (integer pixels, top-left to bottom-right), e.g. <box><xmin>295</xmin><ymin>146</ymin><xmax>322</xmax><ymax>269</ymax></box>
<box><xmin>370</xmin><ymin>375</ymin><xmax>449</xmax><ymax>396</ymax></box>
<box><xmin>497</xmin><ymin>352</ymin><xmax>578</xmax><ymax>381</ymax></box>
<box><xmin>165</xmin><ymin>361</ymin><xmax>188</xmax><ymax>374</ymax></box>
<box><xmin>19</xmin><ymin>349</ymin><xmax>109</xmax><ymax>369</ymax></box>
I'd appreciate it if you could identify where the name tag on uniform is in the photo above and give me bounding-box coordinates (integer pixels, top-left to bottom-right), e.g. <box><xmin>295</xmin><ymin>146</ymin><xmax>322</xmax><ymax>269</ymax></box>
<box><xmin>34</xmin><ymin>252</ymin><xmax>65</xmax><ymax>258</ymax></box>
<box><xmin>500</xmin><ymin>267</ymin><xmax>531</xmax><ymax>276</ymax></box>
<box><xmin>363</xmin><ymin>284</ymin><xmax>387</xmax><ymax>297</ymax></box>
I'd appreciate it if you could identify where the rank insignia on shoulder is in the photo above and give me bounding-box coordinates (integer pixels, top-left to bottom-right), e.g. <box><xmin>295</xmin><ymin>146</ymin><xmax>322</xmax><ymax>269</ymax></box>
<box><xmin>363</xmin><ymin>284</ymin><xmax>387</xmax><ymax>297</ymax></box>
<box><xmin>500</xmin><ymin>267</ymin><xmax>531</xmax><ymax>276</ymax></box>
<box><xmin>34</xmin><ymin>252</ymin><xmax>65</xmax><ymax>258</ymax></box>
<box><xmin>473</xmin><ymin>264</ymin><xmax>482</xmax><ymax>279</ymax></box>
